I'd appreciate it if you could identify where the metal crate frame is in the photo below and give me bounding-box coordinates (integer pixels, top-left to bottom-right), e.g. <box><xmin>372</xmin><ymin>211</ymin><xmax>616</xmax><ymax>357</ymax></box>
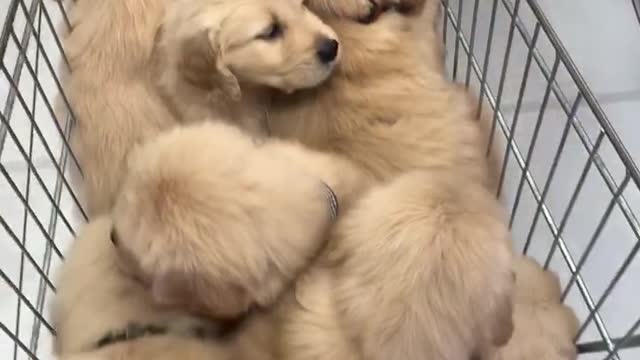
<box><xmin>440</xmin><ymin>0</ymin><xmax>640</xmax><ymax>358</ymax></box>
<box><xmin>0</xmin><ymin>0</ymin><xmax>638</xmax><ymax>359</ymax></box>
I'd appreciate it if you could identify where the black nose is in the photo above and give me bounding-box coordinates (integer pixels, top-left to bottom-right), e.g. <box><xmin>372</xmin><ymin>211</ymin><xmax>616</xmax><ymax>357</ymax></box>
<box><xmin>316</xmin><ymin>38</ymin><xmax>339</xmax><ymax>64</ymax></box>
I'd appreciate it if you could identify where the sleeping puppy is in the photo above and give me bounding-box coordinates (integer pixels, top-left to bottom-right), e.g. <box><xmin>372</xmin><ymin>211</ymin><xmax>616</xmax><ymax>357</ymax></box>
<box><xmin>153</xmin><ymin>0</ymin><xmax>340</xmax><ymax>137</ymax></box>
<box><xmin>484</xmin><ymin>256</ymin><xmax>579</xmax><ymax>360</ymax></box>
<box><xmin>62</xmin><ymin>0</ymin><xmax>341</xmax><ymax>217</ymax></box>
<box><xmin>52</xmin><ymin>216</ymin><xmax>263</xmax><ymax>360</ymax></box>
<box><xmin>53</xmin><ymin>122</ymin><xmax>354</xmax><ymax>360</ymax></box>
<box><xmin>110</xmin><ymin>122</ymin><xmax>347</xmax><ymax>320</ymax></box>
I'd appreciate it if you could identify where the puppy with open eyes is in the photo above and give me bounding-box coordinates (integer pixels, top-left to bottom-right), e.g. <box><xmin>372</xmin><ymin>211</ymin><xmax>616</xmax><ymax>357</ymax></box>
<box><xmin>62</xmin><ymin>0</ymin><xmax>361</xmax><ymax>217</ymax></box>
<box><xmin>110</xmin><ymin>2</ymin><xmax>516</xmax><ymax>360</ymax></box>
<box><xmin>153</xmin><ymin>0</ymin><xmax>342</xmax><ymax>137</ymax></box>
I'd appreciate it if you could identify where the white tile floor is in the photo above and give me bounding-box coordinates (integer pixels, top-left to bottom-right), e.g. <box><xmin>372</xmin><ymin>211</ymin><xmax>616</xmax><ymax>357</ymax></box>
<box><xmin>0</xmin><ymin>0</ymin><xmax>639</xmax><ymax>359</ymax></box>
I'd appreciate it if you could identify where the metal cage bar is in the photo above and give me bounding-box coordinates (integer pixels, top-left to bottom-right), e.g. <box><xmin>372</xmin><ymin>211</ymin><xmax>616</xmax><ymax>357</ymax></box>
<box><xmin>442</xmin><ymin>0</ymin><xmax>640</xmax><ymax>359</ymax></box>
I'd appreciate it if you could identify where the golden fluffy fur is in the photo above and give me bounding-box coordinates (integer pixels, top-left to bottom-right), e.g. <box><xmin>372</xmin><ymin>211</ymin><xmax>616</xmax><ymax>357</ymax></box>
<box><xmin>486</xmin><ymin>256</ymin><xmax>579</xmax><ymax>360</ymax></box>
<box><xmin>62</xmin><ymin>0</ymin><xmax>345</xmax><ymax>217</ymax></box>
<box><xmin>91</xmin><ymin>0</ymin><xmax>524</xmax><ymax>359</ymax></box>
<box><xmin>111</xmin><ymin>122</ymin><xmax>350</xmax><ymax>319</ymax></box>
<box><xmin>113</xmin><ymin>9</ymin><xmax>515</xmax><ymax>360</ymax></box>
<box><xmin>62</xmin><ymin>0</ymin><xmax>176</xmax><ymax>217</ymax></box>
<box><xmin>265</xmin><ymin>6</ymin><xmax>515</xmax><ymax>359</ymax></box>
<box><xmin>153</xmin><ymin>0</ymin><xmax>340</xmax><ymax>137</ymax></box>
<box><xmin>52</xmin><ymin>216</ymin><xmax>279</xmax><ymax>360</ymax></box>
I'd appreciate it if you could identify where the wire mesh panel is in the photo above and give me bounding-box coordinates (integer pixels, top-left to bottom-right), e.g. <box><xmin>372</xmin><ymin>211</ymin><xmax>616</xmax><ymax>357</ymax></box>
<box><xmin>0</xmin><ymin>0</ymin><xmax>639</xmax><ymax>359</ymax></box>
<box><xmin>440</xmin><ymin>0</ymin><xmax>640</xmax><ymax>359</ymax></box>
<box><xmin>0</xmin><ymin>0</ymin><xmax>82</xmax><ymax>359</ymax></box>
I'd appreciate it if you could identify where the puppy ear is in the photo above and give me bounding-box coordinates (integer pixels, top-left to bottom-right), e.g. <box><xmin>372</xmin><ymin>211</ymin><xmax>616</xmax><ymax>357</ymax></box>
<box><xmin>150</xmin><ymin>270</ymin><xmax>189</xmax><ymax>307</ymax></box>
<box><xmin>149</xmin><ymin>25</ymin><xmax>167</xmax><ymax>81</ymax></box>
<box><xmin>177</xmin><ymin>30</ymin><xmax>241</xmax><ymax>101</ymax></box>
<box><xmin>150</xmin><ymin>269</ymin><xmax>252</xmax><ymax>318</ymax></box>
<box><xmin>207</xmin><ymin>29</ymin><xmax>241</xmax><ymax>101</ymax></box>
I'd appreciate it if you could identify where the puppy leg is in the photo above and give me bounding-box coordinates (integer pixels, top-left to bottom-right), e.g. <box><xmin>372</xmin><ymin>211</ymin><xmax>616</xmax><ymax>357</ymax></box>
<box><xmin>305</xmin><ymin>0</ymin><xmax>427</xmax><ymax>21</ymax></box>
<box><xmin>327</xmin><ymin>170</ymin><xmax>515</xmax><ymax>360</ymax></box>
<box><xmin>484</xmin><ymin>257</ymin><xmax>579</xmax><ymax>360</ymax></box>
<box><xmin>305</xmin><ymin>0</ymin><xmax>376</xmax><ymax>21</ymax></box>
<box><xmin>277</xmin><ymin>269</ymin><xmax>361</xmax><ymax>360</ymax></box>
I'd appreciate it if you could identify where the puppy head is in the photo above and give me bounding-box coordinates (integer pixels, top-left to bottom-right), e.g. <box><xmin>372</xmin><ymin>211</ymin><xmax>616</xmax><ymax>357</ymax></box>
<box><xmin>111</xmin><ymin>123</ymin><xmax>334</xmax><ymax>319</ymax></box>
<box><xmin>163</xmin><ymin>0</ymin><xmax>340</xmax><ymax>97</ymax></box>
<box><xmin>321</xmin><ymin>11</ymin><xmax>433</xmax><ymax>77</ymax></box>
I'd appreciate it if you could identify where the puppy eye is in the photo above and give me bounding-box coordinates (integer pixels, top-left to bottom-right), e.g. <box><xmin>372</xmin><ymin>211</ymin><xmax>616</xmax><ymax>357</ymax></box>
<box><xmin>257</xmin><ymin>22</ymin><xmax>283</xmax><ymax>40</ymax></box>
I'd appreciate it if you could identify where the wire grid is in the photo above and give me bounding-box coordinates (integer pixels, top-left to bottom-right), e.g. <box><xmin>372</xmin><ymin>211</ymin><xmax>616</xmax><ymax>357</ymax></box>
<box><xmin>0</xmin><ymin>0</ymin><xmax>638</xmax><ymax>359</ymax></box>
<box><xmin>0</xmin><ymin>0</ymin><xmax>82</xmax><ymax>359</ymax></box>
<box><xmin>440</xmin><ymin>0</ymin><xmax>640</xmax><ymax>359</ymax></box>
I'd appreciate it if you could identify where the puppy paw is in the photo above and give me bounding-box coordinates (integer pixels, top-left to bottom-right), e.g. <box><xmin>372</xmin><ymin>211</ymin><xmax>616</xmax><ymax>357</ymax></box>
<box><xmin>306</xmin><ymin>0</ymin><xmax>377</xmax><ymax>21</ymax></box>
<box><xmin>387</xmin><ymin>0</ymin><xmax>426</xmax><ymax>15</ymax></box>
<box><xmin>112</xmin><ymin>122</ymin><xmax>336</xmax><ymax>319</ymax></box>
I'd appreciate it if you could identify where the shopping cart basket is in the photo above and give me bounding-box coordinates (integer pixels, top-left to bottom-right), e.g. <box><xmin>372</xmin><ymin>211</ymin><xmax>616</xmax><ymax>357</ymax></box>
<box><xmin>1</xmin><ymin>0</ymin><xmax>639</xmax><ymax>359</ymax></box>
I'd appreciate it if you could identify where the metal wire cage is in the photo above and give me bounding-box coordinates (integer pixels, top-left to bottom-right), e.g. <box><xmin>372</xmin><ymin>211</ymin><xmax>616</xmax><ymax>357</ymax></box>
<box><xmin>0</xmin><ymin>0</ymin><xmax>638</xmax><ymax>359</ymax></box>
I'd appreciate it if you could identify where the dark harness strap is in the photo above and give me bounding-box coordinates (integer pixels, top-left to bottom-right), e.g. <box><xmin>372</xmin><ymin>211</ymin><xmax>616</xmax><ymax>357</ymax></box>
<box><xmin>93</xmin><ymin>311</ymin><xmax>253</xmax><ymax>350</ymax></box>
<box><xmin>95</xmin><ymin>323</ymin><xmax>168</xmax><ymax>348</ymax></box>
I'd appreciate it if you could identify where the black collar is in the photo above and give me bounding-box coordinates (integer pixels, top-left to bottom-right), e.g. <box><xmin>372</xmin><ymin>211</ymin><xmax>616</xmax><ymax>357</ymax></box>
<box><xmin>322</xmin><ymin>181</ymin><xmax>339</xmax><ymax>220</ymax></box>
<box><xmin>93</xmin><ymin>312</ymin><xmax>252</xmax><ymax>350</ymax></box>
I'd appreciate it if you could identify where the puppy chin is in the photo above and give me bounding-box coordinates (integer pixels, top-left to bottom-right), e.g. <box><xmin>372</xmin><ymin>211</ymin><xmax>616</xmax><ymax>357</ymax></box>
<box><xmin>283</xmin><ymin>68</ymin><xmax>336</xmax><ymax>93</ymax></box>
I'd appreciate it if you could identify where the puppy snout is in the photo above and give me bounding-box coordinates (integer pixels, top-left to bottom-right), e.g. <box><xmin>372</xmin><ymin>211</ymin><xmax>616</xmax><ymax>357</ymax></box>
<box><xmin>316</xmin><ymin>38</ymin><xmax>339</xmax><ymax>64</ymax></box>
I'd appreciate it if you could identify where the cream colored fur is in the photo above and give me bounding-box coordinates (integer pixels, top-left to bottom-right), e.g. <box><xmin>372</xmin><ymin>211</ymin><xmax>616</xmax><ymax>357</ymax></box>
<box><xmin>265</xmin><ymin>6</ymin><xmax>515</xmax><ymax>359</ymax></box>
<box><xmin>52</xmin><ymin>217</ymin><xmax>253</xmax><ymax>360</ymax></box>
<box><xmin>111</xmin><ymin>122</ymin><xmax>351</xmax><ymax>319</ymax></box>
<box><xmin>113</xmin><ymin>5</ymin><xmax>516</xmax><ymax>360</ymax></box>
<box><xmin>153</xmin><ymin>0</ymin><xmax>340</xmax><ymax>137</ymax></box>
<box><xmin>62</xmin><ymin>0</ymin><xmax>344</xmax><ymax>217</ymax></box>
<box><xmin>62</xmin><ymin>0</ymin><xmax>176</xmax><ymax>217</ymax></box>
<box><xmin>485</xmin><ymin>256</ymin><xmax>579</xmax><ymax>360</ymax></box>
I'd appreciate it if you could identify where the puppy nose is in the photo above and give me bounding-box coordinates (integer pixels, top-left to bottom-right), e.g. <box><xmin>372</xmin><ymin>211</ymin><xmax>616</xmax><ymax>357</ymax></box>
<box><xmin>316</xmin><ymin>38</ymin><xmax>339</xmax><ymax>64</ymax></box>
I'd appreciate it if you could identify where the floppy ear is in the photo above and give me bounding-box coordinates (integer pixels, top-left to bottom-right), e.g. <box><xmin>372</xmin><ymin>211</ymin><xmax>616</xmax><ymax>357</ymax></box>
<box><xmin>150</xmin><ymin>269</ymin><xmax>251</xmax><ymax>317</ymax></box>
<box><xmin>207</xmin><ymin>29</ymin><xmax>241</xmax><ymax>101</ymax></box>
<box><xmin>150</xmin><ymin>271</ymin><xmax>189</xmax><ymax>307</ymax></box>
<box><xmin>149</xmin><ymin>25</ymin><xmax>168</xmax><ymax>84</ymax></box>
<box><xmin>177</xmin><ymin>29</ymin><xmax>241</xmax><ymax>101</ymax></box>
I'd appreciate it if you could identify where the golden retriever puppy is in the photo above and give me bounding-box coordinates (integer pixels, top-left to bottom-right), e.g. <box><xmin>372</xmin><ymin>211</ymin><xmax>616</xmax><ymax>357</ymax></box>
<box><xmin>52</xmin><ymin>216</ymin><xmax>274</xmax><ymax>360</ymax></box>
<box><xmin>110</xmin><ymin>122</ymin><xmax>352</xmax><ymax>319</ymax></box>
<box><xmin>484</xmin><ymin>256</ymin><xmax>579</xmax><ymax>360</ymax></box>
<box><xmin>63</xmin><ymin>0</ymin><xmax>343</xmax><ymax>217</ymax></box>
<box><xmin>267</xmin><ymin>5</ymin><xmax>515</xmax><ymax>360</ymax></box>
<box><xmin>153</xmin><ymin>0</ymin><xmax>341</xmax><ymax>137</ymax></box>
